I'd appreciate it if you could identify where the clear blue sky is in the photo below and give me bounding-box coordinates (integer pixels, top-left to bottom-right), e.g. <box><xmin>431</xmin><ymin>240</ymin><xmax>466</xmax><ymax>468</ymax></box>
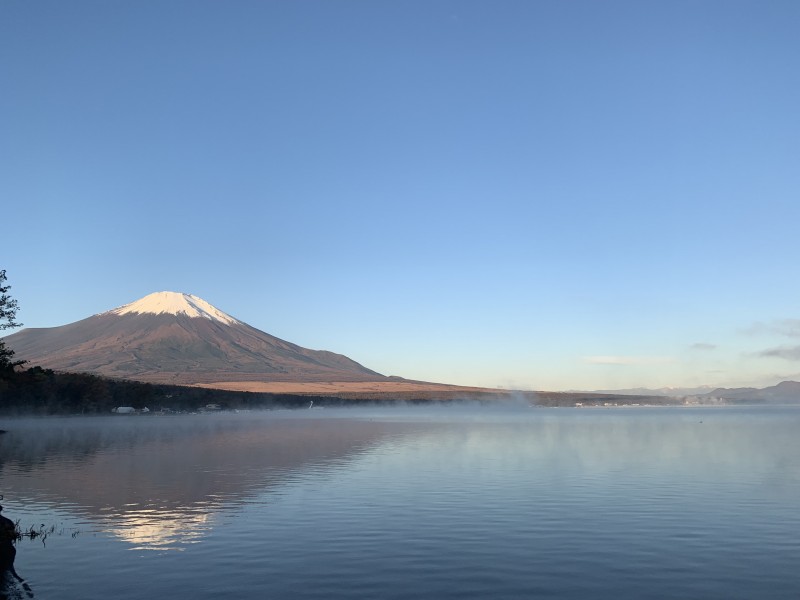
<box><xmin>2</xmin><ymin>1</ymin><xmax>799</xmax><ymax>390</ymax></box>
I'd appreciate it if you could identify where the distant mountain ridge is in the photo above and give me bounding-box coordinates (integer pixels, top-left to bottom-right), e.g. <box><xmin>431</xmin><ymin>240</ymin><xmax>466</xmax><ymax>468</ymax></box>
<box><xmin>3</xmin><ymin>291</ymin><xmax>385</xmax><ymax>385</ymax></box>
<box><xmin>698</xmin><ymin>380</ymin><xmax>800</xmax><ymax>403</ymax></box>
<box><xmin>586</xmin><ymin>381</ymin><xmax>800</xmax><ymax>403</ymax></box>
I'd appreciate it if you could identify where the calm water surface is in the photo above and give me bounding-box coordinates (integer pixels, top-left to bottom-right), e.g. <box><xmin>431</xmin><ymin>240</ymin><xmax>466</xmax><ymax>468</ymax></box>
<box><xmin>1</xmin><ymin>405</ymin><xmax>799</xmax><ymax>599</ymax></box>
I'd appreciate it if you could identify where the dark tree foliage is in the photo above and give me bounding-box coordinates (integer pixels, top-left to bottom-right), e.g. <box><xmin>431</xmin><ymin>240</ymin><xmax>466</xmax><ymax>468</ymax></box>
<box><xmin>0</xmin><ymin>367</ymin><xmax>336</xmax><ymax>415</ymax></box>
<box><xmin>0</xmin><ymin>270</ymin><xmax>21</xmax><ymax>329</ymax></box>
<box><xmin>0</xmin><ymin>269</ymin><xmax>24</xmax><ymax>372</ymax></box>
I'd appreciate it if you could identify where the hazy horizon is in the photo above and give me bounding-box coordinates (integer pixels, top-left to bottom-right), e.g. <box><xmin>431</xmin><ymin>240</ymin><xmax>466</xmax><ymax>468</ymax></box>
<box><xmin>3</xmin><ymin>1</ymin><xmax>799</xmax><ymax>391</ymax></box>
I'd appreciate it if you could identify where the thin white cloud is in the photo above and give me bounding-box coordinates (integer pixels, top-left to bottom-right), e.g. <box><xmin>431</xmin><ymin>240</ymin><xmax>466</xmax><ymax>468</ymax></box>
<box><xmin>757</xmin><ymin>346</ymin><xmax>800</xmax><ymax>361</ymax></box>
<box><xmin>744</xmin><ymin>319</ymin><xmax>800</xmax><ymax>360</ymax></box>
<box><xmin>743</xmin><ymin>319</ymin><xmax>800</xmax><ymax>338</ymax></box>
<box><xmin>583</xmin><ymin>356</ymin><xmax>675</xmax><ymax>366</ymax></box>
<box><xmin>775</xmin><ymin>320</ymin><xmax>800</xmax><ymax>337</ymax></box>
<box><xmin>690</xmin><ymin>342</ymin><xmax>717</xmax><ymax>351</ymax></box>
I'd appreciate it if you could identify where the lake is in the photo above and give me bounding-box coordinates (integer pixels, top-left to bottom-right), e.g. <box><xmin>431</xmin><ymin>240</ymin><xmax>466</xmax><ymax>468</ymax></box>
<box><xmin>1</xmin><ymin>405</ymin><xmax>799</xmax><ymax>599</ymax></box>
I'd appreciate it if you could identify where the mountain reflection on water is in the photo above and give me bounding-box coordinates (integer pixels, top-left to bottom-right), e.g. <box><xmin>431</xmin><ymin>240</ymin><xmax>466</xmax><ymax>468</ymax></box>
<box><xmin>0</xmin><ymin>412</ymin><xmax>428</xmax><ymax>550</ymax></box>
<box><xmin>2</xmin><ymin>406</ymin><xmax>800</xmax><ymax>600</ymax></box>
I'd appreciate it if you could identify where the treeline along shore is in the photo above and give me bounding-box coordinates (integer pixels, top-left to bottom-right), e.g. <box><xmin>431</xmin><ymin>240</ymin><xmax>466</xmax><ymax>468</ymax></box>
<box><xmin>0</xmin><ymin>365</ymin><xmax>682</xmax><ymax>415</ymax></box>
<box><xmin>0</xmin><ymin>366</ymin><xmax>351</xmax><ymax>414</ymax></box>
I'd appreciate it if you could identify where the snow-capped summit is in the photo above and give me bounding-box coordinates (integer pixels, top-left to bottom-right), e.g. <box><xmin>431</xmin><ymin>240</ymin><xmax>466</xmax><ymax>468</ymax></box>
<box><xmin>106</xmin><ymin>291</ymin><xmax>240</xmax><ymax>325</ymax></box>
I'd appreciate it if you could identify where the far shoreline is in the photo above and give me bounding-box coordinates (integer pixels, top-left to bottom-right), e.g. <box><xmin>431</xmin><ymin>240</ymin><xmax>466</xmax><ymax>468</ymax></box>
<box><xmin>2</xmin><ymin>366</ymin><xmax>785</xmax><ymax>416</ymax></box>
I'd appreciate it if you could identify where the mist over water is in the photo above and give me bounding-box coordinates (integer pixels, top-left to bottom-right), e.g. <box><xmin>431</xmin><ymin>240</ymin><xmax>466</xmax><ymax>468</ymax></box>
<box><xmin>2</xmin><ymin>406</ymin><xmax>799</xmax><ymax>599</ymax></box>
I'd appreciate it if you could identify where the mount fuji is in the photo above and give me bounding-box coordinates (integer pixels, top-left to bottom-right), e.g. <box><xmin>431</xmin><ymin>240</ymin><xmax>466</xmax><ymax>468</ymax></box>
<box><xmin>3</xmin><ymin>291</ymin><xmax>386</xmax><ymax>386</ymax></box>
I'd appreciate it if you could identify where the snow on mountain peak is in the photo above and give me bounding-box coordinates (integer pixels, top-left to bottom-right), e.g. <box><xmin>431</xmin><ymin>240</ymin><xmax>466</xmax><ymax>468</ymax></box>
<box><xmin>106</xmin><ymin>291</ymin><xmax>240</xmax><ymax>325</ymax></box>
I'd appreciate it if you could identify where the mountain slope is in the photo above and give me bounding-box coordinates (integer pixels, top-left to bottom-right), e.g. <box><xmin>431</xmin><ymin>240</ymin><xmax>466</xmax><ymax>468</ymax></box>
<box><xmin>3</xmin><ymin>291</ymin><xmax>384</xmax><ymax>385</ymax></box>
